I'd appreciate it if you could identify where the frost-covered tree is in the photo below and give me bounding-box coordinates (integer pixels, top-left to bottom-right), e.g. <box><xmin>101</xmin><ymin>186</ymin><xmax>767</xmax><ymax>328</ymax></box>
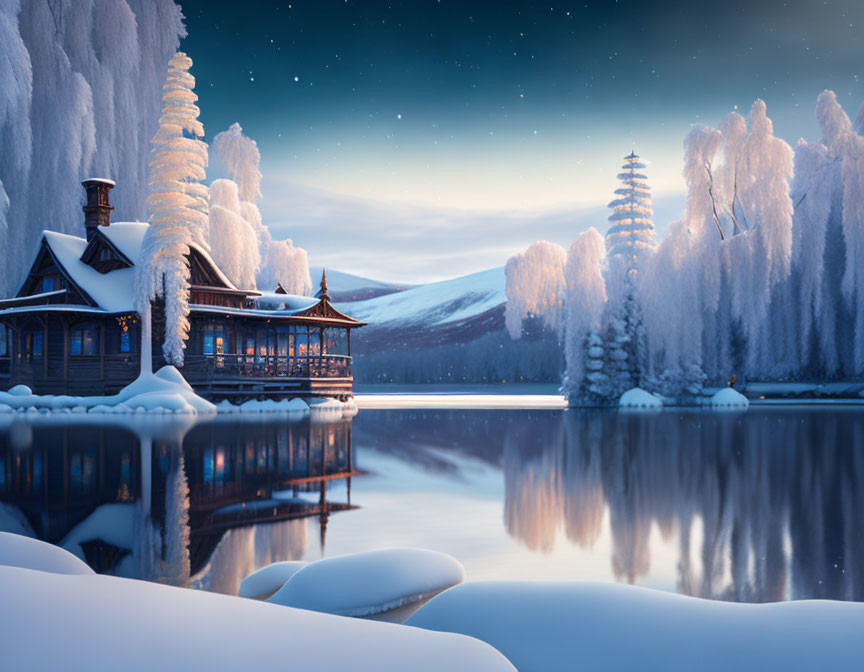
<box><xmin>210</xmin><ymin>122</ymin><xmax>312</xmax><ymax>294</ymax></box>
<box><xmin>642</xmin><ymin>99</ymin><xmax>794</xmax><ymax>385</ymax></box>
<box><xmin>208</xmin><ymin>179</ymin><xmax>259</xmax><ymax>289</ymax></box>
<box><xmin>504</xmin><ymin>240</ymin><xmax>567</xmax><ymax>339</ymax></box>
<box><xmin>0</xmin><ymin>0</ymin><xmax>183</xmax><ymax>295</ymax></box>
<box><xmin>258</xmin><ymin>240</ymin><xmax>313</xmax><ymax>295</ymax></box>
<box><xmin>561</xmin><ymin>228</ymin><xmax>607</xmax><ymax>403</ymax></box>
<box><xmin>587</xmin><ymin>151</ymin><xmax>657</xmax><ymax>400</ymax></box>
<box><xmin>605</xmin><ymin>151</ymin><xmax>657</xmax><ymax>277</ymax></box>
<box><xmin>136</xmin><ymin>51</ymin><xmax>208</xmax><ymax>368</ymax></box>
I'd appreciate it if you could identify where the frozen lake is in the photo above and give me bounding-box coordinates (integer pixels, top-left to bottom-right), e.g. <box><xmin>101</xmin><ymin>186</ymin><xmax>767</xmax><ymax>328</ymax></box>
<box><xmin>1</xmin><ymin>404</ymin><xmax>861</xmax><ymax>602</ymax></box>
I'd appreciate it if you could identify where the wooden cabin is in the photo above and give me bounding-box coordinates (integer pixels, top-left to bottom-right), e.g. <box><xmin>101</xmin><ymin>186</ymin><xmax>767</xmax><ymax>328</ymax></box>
<box><xmin>0</xmin><ymin>179</ymin><xmax>366</xmax><ymax>401</ymax></box>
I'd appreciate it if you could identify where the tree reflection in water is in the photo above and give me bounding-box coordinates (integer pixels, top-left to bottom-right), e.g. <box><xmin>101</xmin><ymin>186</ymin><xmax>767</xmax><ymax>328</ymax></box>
<box><xmin>356</xmin><ymin>408</ymin><xmax>864</xmax><ymax>603</ymax></box>
<box><xmin>1</xmin><ymin>408</ymin><xmax>862</xmax><ymax>603</ymax></box>
<box><xmin>500</xmin><ymin>409</ymin><xmax>864</xmax><ymax>602</ymax></box>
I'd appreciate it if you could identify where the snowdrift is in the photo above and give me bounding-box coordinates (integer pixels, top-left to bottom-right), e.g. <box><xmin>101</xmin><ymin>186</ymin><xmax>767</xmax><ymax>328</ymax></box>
<box><xmin>0</xmin><ymin>563</ymin><xmax>514</xmax><ymax>672</ymax></box>
<box><xmin>618</xmin><ymin>387</ymin><xmax>663</xmax><ymax>409</ymax></box>
<box><xmin>407</xmin><ymin>581</ymin><xmax>864</xmax><ymax>672</ymax></box>
<box><xmin>0</xmin><ymin>532</ymin><xmax>94</xmax><ymax>576</ymax></box>
<box><xmin>710</xmin><ymin>387</ymin><xmax>750</xmax><ymax>408</ymax></box>
<box><xmin>0</xmin><ymin>367</ymin><xmax>356</xmax><ymax>417</ymax></box>
<box><xmin>239</xmin><ymin>561</ymin><xmax>308</xmax><ymax>600</ymax></box>
<box><xmin>267</xmin><ymin>548</ymin><xmax>466</xmax><ymax>617</ymax></box>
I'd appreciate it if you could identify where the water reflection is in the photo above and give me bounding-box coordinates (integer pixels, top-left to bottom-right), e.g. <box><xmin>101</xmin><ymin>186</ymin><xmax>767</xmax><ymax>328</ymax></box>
<box><xmin>354</xmin><ymin>409</ymin><xmax>864</xmax><ymax>602</ymax></box>
<box><xmin>1</xmin><ymin>408</ymin><xmax>862</xmax><ymax>603</ymax></box>
<box><xmin>0</xmin><ymin>417</ymin><xmax>356</xmax><ymax>594</ymax></box>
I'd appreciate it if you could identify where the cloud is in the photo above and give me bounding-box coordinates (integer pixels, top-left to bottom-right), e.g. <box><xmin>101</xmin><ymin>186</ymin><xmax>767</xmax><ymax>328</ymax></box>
<box><xmin>261</xmin><ymin>175</ymin><xmax>684</xmax><ymax>284</ymax></box>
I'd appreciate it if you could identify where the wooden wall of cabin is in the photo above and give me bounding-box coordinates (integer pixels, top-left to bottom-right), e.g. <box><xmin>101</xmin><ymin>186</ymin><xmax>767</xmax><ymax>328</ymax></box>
<box><xmin>0</xmin><ymin>314</ymin><xmax>139</xmax><ymax>395</ymax></box>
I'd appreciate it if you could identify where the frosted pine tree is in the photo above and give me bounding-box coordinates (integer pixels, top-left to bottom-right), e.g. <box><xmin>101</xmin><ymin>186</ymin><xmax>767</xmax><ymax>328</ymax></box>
<box><xmin>606</xmin><ymin>151</ymin><xmax>657</xmax><ymax>275</ymax></box>
<box><xmin>136</xmin><ymin>52</ymin><xmax>209</xmax><ymax>369</ymax></box>
<box><xmin>600</xmin><ymin>151</ymin><xmax>656</xmax><ymax>396</ymax></box>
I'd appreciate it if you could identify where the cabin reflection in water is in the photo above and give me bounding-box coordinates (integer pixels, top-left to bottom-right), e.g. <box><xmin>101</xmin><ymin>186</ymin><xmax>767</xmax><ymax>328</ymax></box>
<box><xmin>0</xmin><ymin>418</ymin><xmax>358</xmax><ymax>585</ymax></box>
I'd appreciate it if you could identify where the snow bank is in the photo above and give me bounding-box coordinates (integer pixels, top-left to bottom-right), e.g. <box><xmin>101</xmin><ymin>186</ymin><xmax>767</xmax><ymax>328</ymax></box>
<box><xmin>239</xmin><ymin>561</ymin><xmax>308</xmax><ymax>599</ymax></box>
<box><xmin>217</xmin><ymin>398</ymin><xmax>310</xmax><ymax>414</ymax></box>
<box><xmin>618</xmin><ymin>387</ymin><xmax>663</xmax><ymax>409</ymax></box>
<box><xmin>0</xmin><ymin>366</ymin><xmax>216</xmax><ymax>415</ymax></box>
<box><xmin>407</xmin><ymin>582</ymin><xmax>864</xmax><ymax>672</ymax></box>
<box><xmin>0</xmin><ymin>532</ymin><xmax>94</xmax><ymax>576</ymax></box>
<box><xmin>268</xmin><ymin>549</ymin><xmax>466</xmax><ymax>617</ymax></box>
<box><xmin>0</xmin><ymin>563</ymin><xmax>514</xmax><ymax>672</ymax></box>
<box><xmin>710</xmin><ymin>387</ymin><xmax>750</xmax><ymax>408</ymax></box>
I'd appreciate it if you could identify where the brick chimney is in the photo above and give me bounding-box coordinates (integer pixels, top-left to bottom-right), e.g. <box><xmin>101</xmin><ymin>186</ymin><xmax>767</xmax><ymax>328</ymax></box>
<box><xmin>82</xmin><ymin>178</ymin><xmax>115</xmax><ymax>241</ymax></box>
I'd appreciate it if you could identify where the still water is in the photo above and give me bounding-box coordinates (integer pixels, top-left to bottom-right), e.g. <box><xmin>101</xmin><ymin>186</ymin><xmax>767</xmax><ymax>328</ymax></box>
<box><xmin>1</xmin><ymin>407</ymin><xmax>861</xmax><ymax>602</ymax></box>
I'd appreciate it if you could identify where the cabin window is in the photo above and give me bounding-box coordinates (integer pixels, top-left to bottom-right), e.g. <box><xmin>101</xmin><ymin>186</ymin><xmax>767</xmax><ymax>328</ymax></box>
<box><xmin>41</xmin><ymin>276</ymin><xmax>55</xmax><ymax>293</ymax></box>
<box><xmin>99</xmin><ymin>248</ymin><xmax>112</xmax><ymax>262</ymax></box>
<box><xmin>325</xmin><ymin>329</ymin><xmax>348</xmax><ymax>355</ymax></box>
<box><xmin>277</xmin><ymin>327</ymin><xmax>289</xmax><ymax>357</ymax></box>
<box><xmin>0</xmin><ymin>327</ymin><xmax>6</xmax><ymax>357</ymax></box>
<box><xmin>257</xmin><ymin>329</ymin><xmax>267</xmax><ymax>361</ymax></box>
<box><xmin>25</xmin><ymin>331</ymin><xmax>43</xmax><ymax>360</ymax></box>
<box><xmin>70</xmin><ymin>328</ymin><xmax>99</xmax><ymax>356</ymax></box>
<box><xmin>203</xmin><ymin>325</ymin><xmax>215</xmax><ymax>355</ymax></box>
<box><xmin>296</xmin><ymin>327</ymin><xmax>308</xmax><ymax>356</ymax></box>
<box><xmin>120</xmin><ymin>330</ymin><xmax>131</xmax><ymax>353</ymax></box>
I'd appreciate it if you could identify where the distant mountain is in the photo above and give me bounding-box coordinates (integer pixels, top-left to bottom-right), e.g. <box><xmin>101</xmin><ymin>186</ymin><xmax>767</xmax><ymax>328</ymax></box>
<box><xmin>335</xmin><ymin>267</ymin><xmax>560</xmax><ymax>384</ymax></box>
<box><xmin>308</xmin><ymin>266</ymin><xmax>414</xmax><ymax>302</ymax></box>
<box><xmin>338</xmin><ymin>267</ymin><xmax>505</xmax><ymax>332</ymax></box>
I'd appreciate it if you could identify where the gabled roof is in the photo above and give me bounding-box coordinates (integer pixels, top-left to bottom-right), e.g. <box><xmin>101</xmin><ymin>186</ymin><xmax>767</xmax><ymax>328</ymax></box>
<box><xmin>20</xmin><ymin>223</ymin><xmax>245</xmax><ymax>314</ymax></box>
<box><xmin>42</xmin><ymin>230</ymin><xmax>134</xmax><ymax>312</ymax></box>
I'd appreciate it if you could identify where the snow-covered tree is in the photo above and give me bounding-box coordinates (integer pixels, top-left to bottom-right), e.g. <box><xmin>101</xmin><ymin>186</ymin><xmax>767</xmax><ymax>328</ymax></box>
<box><xmin>258</xmin><ymin>240</ymin><xmax>313</xmax><ymax>295</ymax></box>
<box><xmin>210</xmin><ymin>122</ymin><xmax>312</xmax><ymax>294</ymax></box>
<box><xmin>208</xmin><ymin>179</ymin><xmax>259</xmax><ymax>289</ymax></box>
<box><xmin>504</xmin><ymin>240</ymin><xmax>567</xmax><ymax>339</ymax></box>
<box><xmin>605</xmin><ymin>150</ymin><xmax>657</xmax><ymax>280</ymax></box>
<box><xmin>561</xmin><ymin>228</ymin><xmax>607</xmax><ymax>403</ymax></box>
<box><xmin>136</xmin><ymin>51</ymin><xmax>209</xmax><ymax>368</ymax></box>
<box><xmin>0</xmin><ymin>0</ymin><xmax>183</xmax><ymax>295</ymax></box>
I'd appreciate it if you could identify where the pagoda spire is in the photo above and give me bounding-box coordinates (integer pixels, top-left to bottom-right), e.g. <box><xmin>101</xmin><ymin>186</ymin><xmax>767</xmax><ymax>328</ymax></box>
<box><xmin>319</xmin><ymin>269</ymin><xmax>329</xmax><ymax>301</ymax></box>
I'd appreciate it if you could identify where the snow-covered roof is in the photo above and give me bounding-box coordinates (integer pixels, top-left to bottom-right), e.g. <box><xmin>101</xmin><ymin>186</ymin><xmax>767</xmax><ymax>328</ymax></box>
<box><xmin>43</xmin><ymin>229</ymin><xmax>136</xmax><ymax>313</ymax></box>
<box><xmin>253</xmin><ymin>292</ymin><xmax>318</xmax><ymax>312</ymax></box>
<box><xmin>82</xmin><ymin>177</ymin><xmax>116</xmax><ymax>187</ymax></box>
<box><xmin>100</xmin><ymin>222</ymin><xmax>148</xmax><ymax>263</ymax></box>
<box><xmin>34</xmin><ymin>222</ymin><xmax>240</xmax><ymax>313</ymax></box>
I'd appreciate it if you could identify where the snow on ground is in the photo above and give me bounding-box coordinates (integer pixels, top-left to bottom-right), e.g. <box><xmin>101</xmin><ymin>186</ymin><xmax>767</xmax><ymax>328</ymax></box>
<box><xmin>267</xmin><ymin>549</ymin><xmax>466</xmax><ymax>617</ymax></box>
<box><xmin>0</xmin><ymin>366</ymin><xmax>216</xmax><ymax>415</ymax></box>
<box><xmin>338</xmin><ymin>267</ymin><xmax>504</xmax><ymax>328</ymax></box>
<box><xmin>0</xmin><ymin>532</ymin><xmax>94</xmax><ymax>576</ymax></box>
<box><xmin>0</xmin><ymin>563</ymin><xmax>514</xmax><ymax>672</ymax></box>
<box><xmin>710</xmin><ymin>387</ymin><xmax>750</xmax><ymax>408</ymax></box>
<box><xmin>216</xmin><ymin>398</ymin><xmax>310</xmax><ymax>414</ymax></box>
<box><xmin>355</xmin><ymin>393</ymin><xmax>567</xmax><ymax>410</ymax></box>
<box><xmin>239</xmin><ymin>561</ymin><xmax>308</xmax><ymax>600</ymax></box>
<box><xmin>619</xmin><ymin>387</ymin><xmax>663</xmax><ymax>409</ymax></box>
<box><xmin>0</xmin><ymin>367</ymin><xmax>356</xmax><ymax>417</ymax></box>
<box><xmin>407</xmin><ymin>581</ymin><xmax>864</xmax><ymax>672</ymax></box>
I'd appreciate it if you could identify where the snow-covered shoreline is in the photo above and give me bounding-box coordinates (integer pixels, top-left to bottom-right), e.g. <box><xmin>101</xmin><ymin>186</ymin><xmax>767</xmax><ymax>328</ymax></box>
<box><xmin>0</xmin><ymin>365</ymin><xmax>358</xmax><ymax>418</ymax></box>
<box><xmin>2</xmin><ymin>533</ymin><xmax>863</xmax><ymax>672</ymax></box>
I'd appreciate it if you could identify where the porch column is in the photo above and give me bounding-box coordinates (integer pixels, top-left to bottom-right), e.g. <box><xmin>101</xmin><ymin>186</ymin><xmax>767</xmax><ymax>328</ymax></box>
<box><xmin>62</xmin><ymin>318</ymin><xmax>69</xmax><ymax>394</ymax></box>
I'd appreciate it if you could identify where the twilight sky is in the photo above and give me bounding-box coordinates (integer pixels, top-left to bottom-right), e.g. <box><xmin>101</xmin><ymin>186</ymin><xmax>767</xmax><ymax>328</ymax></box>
<box><xmin>179</xmin><ymin>0</ymin><xmax>864</xmax><ymax>282</ymax></box>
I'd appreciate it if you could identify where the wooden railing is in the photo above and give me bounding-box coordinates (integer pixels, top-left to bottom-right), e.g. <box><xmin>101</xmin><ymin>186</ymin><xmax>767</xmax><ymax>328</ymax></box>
<box><xmin>183</xmin><ymin>354</ymin><xmax>352</xmax><ymax>379</ymax></box>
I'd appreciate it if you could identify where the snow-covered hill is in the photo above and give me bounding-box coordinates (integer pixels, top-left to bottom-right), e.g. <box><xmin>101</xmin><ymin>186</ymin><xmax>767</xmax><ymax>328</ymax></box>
<box><xmin>337</xmin><ymin>267</ymin><xmax>505</xmax><ymax>330</ymax></box>
<box><xmin>309</xmin><ymin>266</ymin><xmax>412</xmax><ymax>302</ymax></box>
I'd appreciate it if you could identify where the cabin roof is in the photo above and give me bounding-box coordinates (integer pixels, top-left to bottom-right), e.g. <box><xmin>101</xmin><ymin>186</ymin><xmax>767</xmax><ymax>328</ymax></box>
<box><xmin>19</xmin><ymin>223</ymin><xmax>243</xmax><ymax>314</ymax></box>
<box><xmin>43</xmin><ymin>229</ymin><xmax>137</xmax><ymax>312</ymax></box>
<box><xmin>2</xmin><ymin>222</ymin><xmax>364</xmax><ymax>327</ymax></box>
